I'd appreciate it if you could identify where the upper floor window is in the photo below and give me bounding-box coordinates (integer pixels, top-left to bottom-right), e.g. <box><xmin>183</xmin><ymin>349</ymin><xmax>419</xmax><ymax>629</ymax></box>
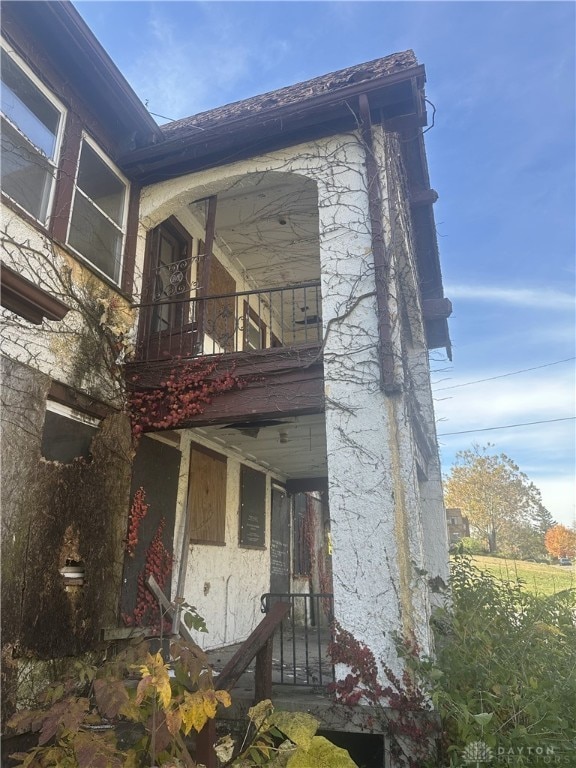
<box><xmin>67</xmin><ymin>137</ymin><xmax>128</xmax><ymax>284</ymax></box>
<box><xmin>0</xmin><ymin>45</ymin><xmax>65</xmax><ymax>223</ymax></box>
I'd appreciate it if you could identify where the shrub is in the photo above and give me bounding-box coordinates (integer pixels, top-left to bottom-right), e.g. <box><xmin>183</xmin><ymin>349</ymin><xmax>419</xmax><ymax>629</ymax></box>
<box><xmin>412</xmin><ymin>555</ymin><xmax>576</xmax><ymax>766</ymax></box>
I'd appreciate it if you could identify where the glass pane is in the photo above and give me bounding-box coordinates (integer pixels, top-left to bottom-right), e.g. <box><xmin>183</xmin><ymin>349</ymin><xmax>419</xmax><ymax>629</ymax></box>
<box><xmin>1</xmin><ymin>49</ymin><xmax>60</xmax><ymax>159</ymax></box>
<box><xmin>42</xmin><ymin>411</ymin><xmax>98</xmax><ymax>463</ymax></box>
<box><xmin>1</xmin><ymin>119</ymin><xmax>54</xmax><ymax>221</ymax></box>
<box><xmin>76</xmin><ymin>142</ymin><xmax>125</xmax><ymax>224</ymax></box>
<box><xmin>68</xmin><ymin>192</ymin><xmax>122</xmax><ymax>282</ymax></box>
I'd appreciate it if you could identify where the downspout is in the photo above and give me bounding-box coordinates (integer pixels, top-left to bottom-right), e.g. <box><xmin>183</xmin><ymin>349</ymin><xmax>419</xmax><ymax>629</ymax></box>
<box><xmin>358</xmin><ymin>93</ymin><xmax>402</xmax><ymax>395</ymax></box>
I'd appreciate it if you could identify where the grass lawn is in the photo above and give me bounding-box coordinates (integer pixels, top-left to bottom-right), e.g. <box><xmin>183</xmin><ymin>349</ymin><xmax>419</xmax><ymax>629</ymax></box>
<box><xmin>471</xmin><ymin>555</ymin><xmax>575</xmax><ymax>596</ymax></box>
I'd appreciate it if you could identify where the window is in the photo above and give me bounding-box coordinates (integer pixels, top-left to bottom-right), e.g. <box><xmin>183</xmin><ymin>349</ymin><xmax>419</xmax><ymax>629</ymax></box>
<box><xmin>67</xmin><ymin>137</ymin><xmax>128</xmax><ymax>284</ymax></box>
<box><xmin>243</xmin><ymin>303</ymin><xmax>266</xmax><ymax>351</ymax></box>
<box><xmin>0</xmin><ymin>45</ymin><xmax>64</xmax><ymax>223</ymax></box>
<box><xmin>41</xmin><ymin>401</ymin><xmax>100</xmax><ymax>463</ymax></box>
<box><xmin>188</xmin><ymin>443</ymin><xmax>227</xmax><ymax>545</ymax></box>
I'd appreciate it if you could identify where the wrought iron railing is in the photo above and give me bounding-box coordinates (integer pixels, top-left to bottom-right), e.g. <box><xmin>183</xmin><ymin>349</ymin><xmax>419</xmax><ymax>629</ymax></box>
<box><xmin>260</xmin><ymin>592</ymin><xmax>335</xmax><ymax>687</ymax></box>
<box><xmin>136</xmin><ymin>281</ymin><xmax>323</xmax><ymax>362</ymax></box>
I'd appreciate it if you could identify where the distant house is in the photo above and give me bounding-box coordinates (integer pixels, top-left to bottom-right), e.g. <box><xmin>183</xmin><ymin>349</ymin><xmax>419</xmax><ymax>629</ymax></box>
<box><xmin>446</xmin><ymin>508</ymin><xmax>471</xmax><ymax>544</ymax></box>
<box><xmin>1</xmin><ymin>0</ymin><xmax>452</xmax><ymax>759</ymax></box>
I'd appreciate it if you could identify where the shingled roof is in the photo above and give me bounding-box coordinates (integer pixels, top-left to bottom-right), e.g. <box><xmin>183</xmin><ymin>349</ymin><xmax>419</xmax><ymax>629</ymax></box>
<box><xmin>161</xmin><ymin>50</ymin><xmax>418</xmax><ymax>141</ymax></box>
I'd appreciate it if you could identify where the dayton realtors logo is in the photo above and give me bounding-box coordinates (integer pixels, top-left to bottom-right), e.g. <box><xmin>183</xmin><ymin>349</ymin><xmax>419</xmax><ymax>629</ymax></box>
<box><xmin>462</xmin><ymin>741</ymin><xmax>571</xmax><ymax>765</ymax></box>
<box><xmin>462</xmin><ymin>741</ymin><xmax>493</xmax><ymax>766</ymax></box>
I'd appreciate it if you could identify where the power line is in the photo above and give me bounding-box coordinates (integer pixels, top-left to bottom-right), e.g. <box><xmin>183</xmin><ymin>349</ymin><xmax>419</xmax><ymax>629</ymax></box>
<box><xmin>434</xmin><ymin>357</ymin><xmax>575</xmax><ymax>392</ymax></box>
<box><xmin>438</xmin><ymin>416</ymin><xmax>576</xmax><ymax>437</ymax></box>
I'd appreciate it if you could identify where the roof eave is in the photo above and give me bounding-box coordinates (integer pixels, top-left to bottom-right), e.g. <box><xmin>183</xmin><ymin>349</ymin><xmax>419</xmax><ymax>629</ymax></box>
<box><xmin>120</xmin><ymin>63</ymin><xmax>426</xmax><ymax>172</ymax></box>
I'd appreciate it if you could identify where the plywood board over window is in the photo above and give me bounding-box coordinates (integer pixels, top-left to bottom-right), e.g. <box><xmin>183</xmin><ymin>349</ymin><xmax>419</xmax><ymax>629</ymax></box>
<box><xmin>188</xmin><ymin>443</ymin><xmax>227</xmax><ymax>545</ymax></box>
<box><xmin>239</xmin><ymin>465</ymin><xmax>266</xmax><ymax>548</ymax></box>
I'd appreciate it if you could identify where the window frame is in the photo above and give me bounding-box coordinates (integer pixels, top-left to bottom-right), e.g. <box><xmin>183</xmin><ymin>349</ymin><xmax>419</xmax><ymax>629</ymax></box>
<box><xmin>42</xmin><ymin>400</ymin><xmax>101</xmax><ymax>463</ymax></box>
<box><xmin>66</xmin><ymin>132</ymin><xmax>129</xmax><ymax>286</ymax></box>
<box><xmin>0</xmin><ymin>38</ymin><xmax>66</xmax><ymax>226</ymax></box>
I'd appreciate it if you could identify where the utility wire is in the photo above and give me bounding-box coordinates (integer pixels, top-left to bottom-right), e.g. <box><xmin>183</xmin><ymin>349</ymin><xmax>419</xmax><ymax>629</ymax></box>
<box><xmin>438</xmin><ymin>416</ymin><xmax>576</xmax><ymax>437</ymax></box>
<box><xmin>434</xmin><ymin>357</ymin><xmax>575</xmax><ymax>392</ymax></box>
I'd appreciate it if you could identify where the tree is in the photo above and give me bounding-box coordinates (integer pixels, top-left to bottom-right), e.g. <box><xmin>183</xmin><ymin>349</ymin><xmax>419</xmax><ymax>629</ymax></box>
<box><xmin>545</xmin><ymin>524</ymin><xmax>576</xmax><ymax>559</ymax></box>
<box><xmin>444</xmin><ymin>444</ymin><xmax>551</xmax><ymax>554</ymax></box>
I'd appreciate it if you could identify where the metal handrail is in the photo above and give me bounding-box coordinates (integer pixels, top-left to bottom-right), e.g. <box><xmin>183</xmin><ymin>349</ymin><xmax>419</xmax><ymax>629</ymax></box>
<box><xmin>261</xmin><ymin>592</ymin><xmax>335</xmax><ymax>687</ymax></box>
<box><xmin>135</xmin><ymin>281</ymin><xmax>323</xmax><ymax>362</ymax></box>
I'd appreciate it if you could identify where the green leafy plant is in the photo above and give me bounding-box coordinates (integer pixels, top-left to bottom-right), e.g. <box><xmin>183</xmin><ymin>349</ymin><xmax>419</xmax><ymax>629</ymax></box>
<box><xmin>411</xmin><ymin>554</ymin><xmax>576</xmax><ymax>766</ymax></box>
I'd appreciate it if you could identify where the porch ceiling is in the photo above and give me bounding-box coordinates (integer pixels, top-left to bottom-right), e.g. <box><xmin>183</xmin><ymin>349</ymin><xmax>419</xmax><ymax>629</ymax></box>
<box><xmin>192</xmin><ymin>412</ymin><xmax>327</xmax><ymax>481</ymax></box>
<box><xmin>191</xmin><ymin>173</ymin><xmax>320</xmax><ymax>288</ymax></box>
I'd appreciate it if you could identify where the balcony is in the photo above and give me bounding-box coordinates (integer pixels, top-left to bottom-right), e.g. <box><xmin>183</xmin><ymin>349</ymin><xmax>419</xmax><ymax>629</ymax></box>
<box><xmin>135</xmin><ymin>275</ymin><xmax>323</xmax><ymax>364</ymax></box>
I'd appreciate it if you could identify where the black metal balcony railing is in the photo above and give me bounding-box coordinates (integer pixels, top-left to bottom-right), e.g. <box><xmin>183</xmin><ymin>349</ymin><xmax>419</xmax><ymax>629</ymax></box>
<box><xmin>137</xmin><ymin>281</ymin><xmax>323</xmax><ymax>362</ymax></box>
<box><xmin>260</xmin><ymin>592</ymin><xmax>335</xmax><ymax>687</ymax></box>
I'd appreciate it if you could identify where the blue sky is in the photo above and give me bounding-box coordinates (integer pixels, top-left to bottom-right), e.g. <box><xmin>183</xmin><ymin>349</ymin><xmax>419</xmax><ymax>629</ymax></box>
<box><xmin>74</xmin><ymin>0</ymin><xmax>575</xmax><ymax>526</ymax></box>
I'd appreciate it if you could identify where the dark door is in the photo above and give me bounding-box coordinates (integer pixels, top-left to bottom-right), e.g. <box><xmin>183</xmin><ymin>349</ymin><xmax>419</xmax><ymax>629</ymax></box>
<box><xmin>121</xmin><ymin>435</ymin><xmax>181</xmax><ymax>623</ymax></box>
<box><xmin>143</xmin><ymin>217</ymin><xmax>196</xmax><ymax>360</ymax></box>
<box><xmin>270</xmin><ymin>486</ymin><xmax>290</xmax><ymax>595</ymax></box>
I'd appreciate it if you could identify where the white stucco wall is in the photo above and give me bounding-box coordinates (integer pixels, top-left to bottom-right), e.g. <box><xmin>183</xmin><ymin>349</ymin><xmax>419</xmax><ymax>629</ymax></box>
<box><xmin>170</xmin><ymin>430</ymin><xmax>285</xmax><ymax>650</ymax></box>
<box><xmin>139</xmin><ymin>131</ymin><xmax>448</xmax><ymax>672</ymax></box>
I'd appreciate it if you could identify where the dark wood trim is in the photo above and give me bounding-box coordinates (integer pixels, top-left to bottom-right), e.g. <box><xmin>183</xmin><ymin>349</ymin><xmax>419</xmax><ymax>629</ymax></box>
<box><xmin>50</xmin><ymin>112</ymin><xmax>82</xmax><ymax>242</ymax></box>
<box><xmin>243</xmin><ymin>302</ymin><xmax>267</xmax><ymax>351</ymax></box>
<box><xmin>121</xmin><ymin>183</ymin><xmax>142</xmax><ymax>295</ymax></box>
<box><xmin>422</xmin><ymin>297</ymin><xmax>452</xmax><ymax>321</ymax></box>
<box><xmin>359</xmin><ymin>93</ymin><xmax>401</xmax><ymax>395</ymax></box>
<box><xmin>410</xmin><ymin>188</ymin><xmax>439</xmax><ymax>207</ymax></box>
<box><xmin>0</xmin><ymin>262</ymin><xmax>69</xmax><ymax>324</ymax></box>
<box><xmin>198</xmin><ymin>196</ymin><xmax>217</xmax><ymax>296</ymax></box>
<box><xmin>48</xmin><ymin>380</ymin><xmax>113</xmax><ymax>420</ymax></box>
<box><xmin>286</xmin><ymin>477</ymin><xmax>328</xmax><ymax>494</ymax></box>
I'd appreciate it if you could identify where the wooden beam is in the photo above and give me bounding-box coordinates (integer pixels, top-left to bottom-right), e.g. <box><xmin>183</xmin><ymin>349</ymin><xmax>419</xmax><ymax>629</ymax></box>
<box><xmin>410</xmin><ymin>188</ymin><xmax>438</xmax><ymax>207</ymax></box>
<box><xmin>422</xmin><ymin>297</ymin><xmax>452</xmax><ymax>321</ymax></box>
<box><xmin>1</xmin><ymin>262</ymin><xmax>70</xmax><ymax>324</ymax></box>
<box><xmin>358</xmin><ymin>93</ymin><xmax>401</xmax><ymax>395</ymax></box>
<box><xmin>216</xmin><ymin>601</ymin><xmax>291</xmax><ymax>692</ymax></box>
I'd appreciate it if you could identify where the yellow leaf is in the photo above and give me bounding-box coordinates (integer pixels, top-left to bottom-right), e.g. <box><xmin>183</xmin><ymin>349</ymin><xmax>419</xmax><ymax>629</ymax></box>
<box><xmin>215</xmin><ymin>689</ymin><xmax>231</xmax><ymax>708</ymax></box>
<box><xmin>157</xmin><ymin>675</ymin><xmax>172</xmax><ymax>710</ymax></box>
<box><xmin>202</xmin><ymin>690</ymin><xmax>217</xmax><ymax>720</ymax></box>
<box><xmin>180</xmin><ymin>692</ymin><xmax>208</xmax><ymax>735</ymax></box>
<box><xmin>248</xmin><ymin>699</ymin><xmax>274</xmax><ymax>729</ymax></box>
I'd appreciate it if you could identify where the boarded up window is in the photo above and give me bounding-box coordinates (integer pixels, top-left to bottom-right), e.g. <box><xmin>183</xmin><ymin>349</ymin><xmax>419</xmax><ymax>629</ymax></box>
<box><xmin>239</xmin><ymin>465</ymin><xmax>266</xmax><ymax>548</ymax></box>
<box><xmin>188</xmin><ymin>443</ymin><xmax>227</xmax><ymax>545</ymax></box>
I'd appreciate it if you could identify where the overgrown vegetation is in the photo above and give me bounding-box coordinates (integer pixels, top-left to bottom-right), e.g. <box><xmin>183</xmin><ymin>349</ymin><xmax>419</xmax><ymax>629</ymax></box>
<box><xmin>414</xmin><ymin>555</ymin><xmax>576</xmax><ymax>766</ymax></box>
<box><xmin>6</xmin><ymin>636</ymin><xmax>358</xmax><ymax>768</ymax></box>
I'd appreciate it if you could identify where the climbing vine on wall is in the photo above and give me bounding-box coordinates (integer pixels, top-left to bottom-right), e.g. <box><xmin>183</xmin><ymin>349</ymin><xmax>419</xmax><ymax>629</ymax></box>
<box><xmin>128</xmin><ymin>360</ymin><xmax>246</xmax><ymax>438</ymax></box>
<box><xmin>124</xmin><ymin>487</ymin><xmax>149</xmax><ymax>557</ymax></box>
<box><xmin>123</xmin><ymin>518</ymin><xmax>173</xmax><ymax>630</ymax></box>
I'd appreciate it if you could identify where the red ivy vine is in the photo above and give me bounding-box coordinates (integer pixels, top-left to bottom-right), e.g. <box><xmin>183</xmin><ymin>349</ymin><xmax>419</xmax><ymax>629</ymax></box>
<box><xmin>328</xmin><ymin>624</ymin><xmax>437</xmax><ymax>767</ymax></box>
<box><xmin>125</xmin><ymin>487</ymin><xmax>149</xmax><ymax>557</ymax></box>
<box><xmin>128</xmin><ymin>360</ymin><xmax>246</xmax><ymax>439</ymax></box>
<box><xmin>123</xmin><ymin>517</ymin><xmax>173</xmax><ymax>631</ymax></box>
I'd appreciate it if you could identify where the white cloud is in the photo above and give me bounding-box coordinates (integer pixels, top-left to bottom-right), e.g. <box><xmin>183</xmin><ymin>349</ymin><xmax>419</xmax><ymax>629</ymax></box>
<box><xmin>445</xmin><ymin>283</ymin><xmax>574</xmax><ymax>310</ymax></box>
<box><xmin>124</xmin><ymin>7</ymin><xmax>276</xmax><ymax>120</ymax></box>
